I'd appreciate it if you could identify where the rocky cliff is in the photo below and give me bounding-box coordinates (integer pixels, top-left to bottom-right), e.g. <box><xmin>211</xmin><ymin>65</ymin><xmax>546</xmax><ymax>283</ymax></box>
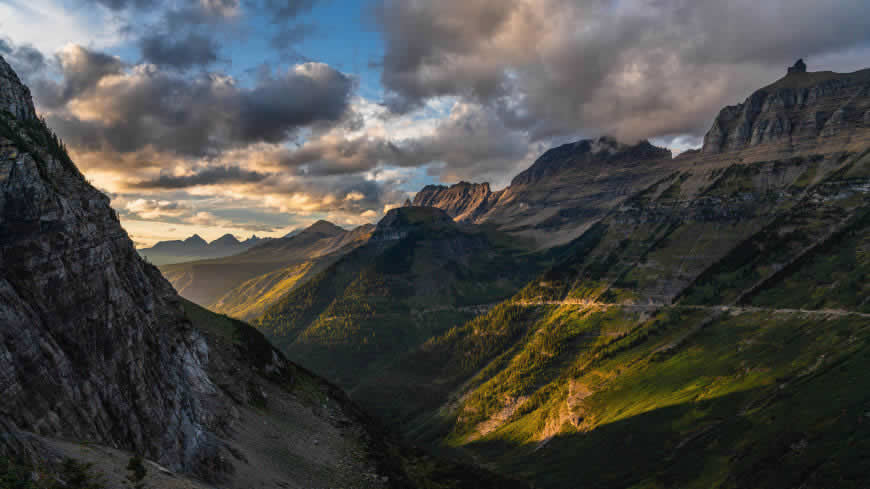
<box><xmin>702</xmin><ymin>61</ymin><xmax>870</xmax><ymax>158</ymax></box>
<box><xmin>412</xmin><ymin>182</ymin><xmax>499</xmax><ymax>222</ymax></box>
<box><xmin>0</xmin><ymin>55</ymin><xmax>228</xmax><ymax>477</ymax></box>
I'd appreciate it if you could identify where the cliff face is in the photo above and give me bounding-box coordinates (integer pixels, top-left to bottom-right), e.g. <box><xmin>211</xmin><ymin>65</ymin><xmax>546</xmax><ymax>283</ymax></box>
<box><xmin>0</xmin><ymin>56</ymin><xmax>220</xmax><ymax>475</ymax></box>
<box><xmin>702</xmin><ymin>64</ymin><xmax>870</xmax><ymax>156</ymax></box>
<box><xmin>412</xmin><ymin>182</ymin><xmax>499</xmax><ymax>222</ymax></box>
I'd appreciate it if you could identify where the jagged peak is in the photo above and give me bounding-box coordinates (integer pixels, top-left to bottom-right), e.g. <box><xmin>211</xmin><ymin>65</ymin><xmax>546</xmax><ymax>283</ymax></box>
<box><xmin>301</xmin><ymin>219</ymin><xmax>345</xmax><ymax>236</ymax></box>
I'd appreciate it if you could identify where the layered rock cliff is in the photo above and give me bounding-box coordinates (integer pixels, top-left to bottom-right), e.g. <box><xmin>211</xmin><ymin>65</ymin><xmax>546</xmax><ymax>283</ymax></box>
<box><xmin>702</xmin><ymin>61</ymin><xmax>870</xmax><ymax>157</ymax></box>
<box><xmin>412</xmin><ymin>182</ymin><xmax>499</xmax><ymax>222</ymax></box>
<box><xmin>0</xmin><ymin>56</ymin><xmax>223</xmax><ymax>476</ymax></box>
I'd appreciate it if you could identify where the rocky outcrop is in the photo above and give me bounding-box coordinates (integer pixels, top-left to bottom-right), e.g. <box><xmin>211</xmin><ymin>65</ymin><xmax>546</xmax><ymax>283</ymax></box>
<box><xmin>412</xmin><ymin>181</ymin><xmax>499</xmax><ymax>222</ymax></box>
<box><xmin>702</xmin><ymin>63</ymin><xmax>870</xmax><ymax>155</ymax></box>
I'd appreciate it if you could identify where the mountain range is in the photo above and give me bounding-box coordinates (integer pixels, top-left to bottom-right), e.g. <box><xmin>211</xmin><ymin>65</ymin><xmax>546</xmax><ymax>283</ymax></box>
<box><xmin>138</xmin><ymin>233</ymin><xmax>272</xmax><ymax>265</ymax></box>
<box><xmin>4</xmin><ymin>50</ymin><xmax>870</xmax><ymax>489</ymax></box>
<box><xmin>0</xmin><ymin>54</ymin><xmax>523</xmax><ymax>488</ymax></box>
<box><xmin>242</xmin><ymin>60</ymin><xmax>870</xmax><ymax>488</ymax></box>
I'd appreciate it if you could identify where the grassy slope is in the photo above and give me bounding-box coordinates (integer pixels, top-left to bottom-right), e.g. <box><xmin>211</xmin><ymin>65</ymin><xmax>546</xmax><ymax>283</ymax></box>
<box><xmin>255</xmin><ymin>217</ymin><xmax>550</xmax><ymax>392</ymax></box>
<box><xmin>161</xmin><ymin>226</ymin><xmax>369</xmax><ymax>314</ymax></box>
<box><xmin>180</xmin><ymin>299</ymin><xmax>529</xmax><ymax>489</ymax></box>
<box><xmin>365</xmin><ymin>150</ymin><xmax>870</xmax><ymax>488</ymax></box>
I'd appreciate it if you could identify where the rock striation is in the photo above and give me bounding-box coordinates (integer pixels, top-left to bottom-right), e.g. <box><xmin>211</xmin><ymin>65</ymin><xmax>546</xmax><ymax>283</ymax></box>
<box><xmin>0</xmin><ymin>57</ymin><xmax>221</xmax><ymax>476</ymax></box>
<box><xmin>702</xmin><ymin>63</ymin><xmax>870</xmax><ymax>156</ymax></box>
<box><xmin>412</xmin><ymin>181</ymin><xmax>499</xmax><ymax>222</ymax></box>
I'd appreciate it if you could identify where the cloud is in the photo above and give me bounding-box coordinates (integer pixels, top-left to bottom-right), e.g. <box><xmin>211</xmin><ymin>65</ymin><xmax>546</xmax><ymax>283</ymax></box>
<box><xmin>131</xmin><ymin>165</ymin><xmax>269</xmax><ymax>189</ymax></box>
<box><xmin>374</xmin><ymin>0</ymin><xmax>870</xmax><ymax>141</ymax></box>
<box><xmin>139</xmin><ymin>34</ymin><xmax>221</xmax><ymax>70</ymax></box>
<box><xmin>33</xmin><ymin>45</ymin><xmax>124</xmax><ymax>109</ymax></box>
<box><xmin>125</xmin><ymin>198</ymin><xmax>189</xmax><ymax>219</ymax></box>
<box><xmin>37</xmin><ymin>50</ymin><xmax>353</xmax><ymax>158</ymax></box>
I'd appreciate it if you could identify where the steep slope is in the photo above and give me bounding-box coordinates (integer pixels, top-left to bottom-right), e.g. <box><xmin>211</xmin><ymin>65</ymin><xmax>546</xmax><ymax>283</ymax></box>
<box><xmin>0</xmin><ymin>56</ymin><xmax>525</xmax><ymax>489</ymax></box>
<box><xmin>413</xmin><ymin>137</ymin><xmax>677</xmax><ymax>248</ymax></box>
<box><xmin>139</xmin><ymin>233</ymin><xmax>270</xmax><ymax>265</ymax></box>
<box><xmin>350</xmin><ymin>64</ymin><xmax>870</xmax><ymax>489</ymax></box>
<box><xmin>255</xmin><ymin>206</ymin><xmax>550</xmax><ymax>392</ymax></box>
<box><xmin>161</xmin><ymin>220</ymin><xmax>372</xmax><ymax>314</ymax></box>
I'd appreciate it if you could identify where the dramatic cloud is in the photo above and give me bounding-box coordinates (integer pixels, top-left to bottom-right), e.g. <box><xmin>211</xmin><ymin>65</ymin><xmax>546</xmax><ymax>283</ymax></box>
<box><xmin>38</xmin><ymin>54</ymin><xmax>353</xmax><ymax>157</ymax></box>
<box><xmin>375</xmin><ymin>0</ymin><xmax>870</xmax><ymax>141</ymax></box>
<box><xmin>131</xmin><ymin>165</ymin><xmax>268</xmax><ymax>189</ymax></box>
<box><xmin>140</xmin><ymin>34</ymin><xmax>221</xmax><ymax>70</ymax></box>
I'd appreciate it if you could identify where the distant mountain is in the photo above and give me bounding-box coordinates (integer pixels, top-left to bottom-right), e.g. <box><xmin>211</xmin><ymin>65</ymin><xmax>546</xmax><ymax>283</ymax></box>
<box><xmin>138</xmin><ymin>233</ymin><xmax>272</xmax><ymax>265</ymax></box>
<box><xmin>161</xmin><ymin>220</ymin><xmax>373</xmax><ymax>319</ymax></box>
<box><xmin>255</xmin><ymin>206</ymin><xmax>551</xmax><ymax>391</ymax></box>
<box><xmin>413</xmin><ymin>137</ymin><xmax>677</xmax><ymax>248</ymax></box>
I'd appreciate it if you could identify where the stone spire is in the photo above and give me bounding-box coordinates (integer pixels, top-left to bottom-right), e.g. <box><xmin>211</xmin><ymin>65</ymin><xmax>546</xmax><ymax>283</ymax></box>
<box><xmin>788</xmin><ymin>58</ymin><xmax>807</xmax><ymax>75</ymax></box>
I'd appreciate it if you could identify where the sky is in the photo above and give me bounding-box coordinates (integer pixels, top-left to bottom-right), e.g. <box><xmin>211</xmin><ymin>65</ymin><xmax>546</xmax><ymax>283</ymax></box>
<box><xmin>2</xmin><ymin>0</ymin><xmax>870</xmax><ymax>247</ymax></box>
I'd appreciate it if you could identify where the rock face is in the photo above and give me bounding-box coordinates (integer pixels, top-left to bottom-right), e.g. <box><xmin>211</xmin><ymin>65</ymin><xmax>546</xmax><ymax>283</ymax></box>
<box><xmin>702</xmin><ymin>65</ymin><xmax>870</xmax><ymax>155</ymax></box>
<box><xmin>0</xmin><ymin>58</ymin><xmax>220</xmax><ymax>476</ymax></box>
<box><xmin>412</xmin><ymin>182</ymin><xmax>498</xmax><ymax>222</ymax></box>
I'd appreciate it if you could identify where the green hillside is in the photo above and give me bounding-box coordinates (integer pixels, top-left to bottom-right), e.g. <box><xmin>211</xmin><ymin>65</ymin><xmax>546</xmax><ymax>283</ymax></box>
<box><xmin>348</xmin><ymin>149</ymin><xmax>870</xmax><ymax>488</ymax></box>
<box><xmin>255</xmin><ymin>207</ymin><xmax>551</xmax><ymax>391</ymax></box>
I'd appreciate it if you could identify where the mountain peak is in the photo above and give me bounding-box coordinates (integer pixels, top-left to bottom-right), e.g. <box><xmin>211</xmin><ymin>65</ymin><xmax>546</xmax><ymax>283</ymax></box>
<box><xmin>374</xmin><ymin>206</ymin><xmax>456</xmax><ymax>240</ymax></box>
<box><xmin>0</xmin><ymin>55</ymin><xmax>36</xmax><ymax>120</ymax></box>
<box><xmin>184</xmin><ymin>234</ymin><xmax>207</xmax><ymax>246</ymax></box>
<box><xmin>511</xmin><ymin>137</ymin><xmax>670</xmax><ymax>186</ymax></box>
<box><xmin>302</xmin><ymin>220</ymin><xmax>345</xmax><ymax>236</ymax></box>
<box><xmin>211</xmin><ymin>233</ymin><xmax>241</xmax><ymax>246</ymax></box>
